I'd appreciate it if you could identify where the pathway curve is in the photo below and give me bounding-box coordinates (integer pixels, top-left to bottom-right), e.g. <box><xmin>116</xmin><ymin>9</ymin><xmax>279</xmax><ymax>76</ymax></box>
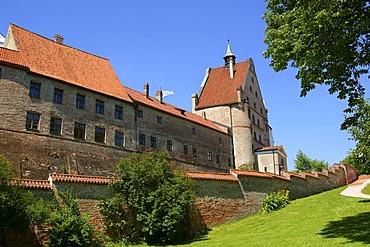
<box><xmin>340</xmin><ymin>175</ymin><xmax>370</xmax><ymax>199</ymax></box>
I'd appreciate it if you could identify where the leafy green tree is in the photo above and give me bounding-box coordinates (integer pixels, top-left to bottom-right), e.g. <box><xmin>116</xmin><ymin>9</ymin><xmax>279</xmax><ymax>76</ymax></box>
<box><xmin>294</xmin><ymin>150</ymin><xmax>328</xmax><ymax>172</ymax></box>
<box><xmin>49</xmin><ymin>192</ymin><xmax>100</xmax><ymax>247</ymax></box>
<box><xmin>0</xmin><ymin>155</ymin><xmax>52</xmax><ymax>243</ymax></box>
<box><xmin>99</xmin><ymin>152</ymin><xmax>195</xmax><ymax>245</ymax></box>
<box><xmin>294</xmin><ymin>150</ymin><xmax>312</xmax><ymax>171</ymax></box>
<box><xmin>263</xmin><ymin>0</ymin><xmax>369</xmax><ymax>127</ymax></box>
<box><xmin>342</xmin><ymin>98</ymin><xmax>370</xmax><ymax>174</ymax></box>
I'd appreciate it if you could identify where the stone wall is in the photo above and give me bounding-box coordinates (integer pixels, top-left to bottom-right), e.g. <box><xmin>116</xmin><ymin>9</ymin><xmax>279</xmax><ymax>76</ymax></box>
<box><xmin>5</xmin><ymin>163</ymin><xmax>356</xmax><ymax>247</ymax></box>
<box><xmin>0</xmin><ymin>64</ymin><xmax>233</xmax><ymax>178</ymax></box>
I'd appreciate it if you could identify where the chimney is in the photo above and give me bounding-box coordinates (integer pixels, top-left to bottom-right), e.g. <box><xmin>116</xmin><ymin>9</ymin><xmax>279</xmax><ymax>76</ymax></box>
<box><xmin>191</xmin><ymin>94</ymin><xmax>199</xmax><ymax>113</ymax></box>
<box><xmin>156</xmin><ymin>89</ymin><xmax>163</xmax><ymax>103</ymax></box>
<box><xmin>54</xmin><ymin>34</ymin><xmax>64</xmax><ymax>44</ymax></box>
<box><xmin>143</xmin><ymin>83</ymin><xmax>149</xmax><ymax>98</ymax></box>
<box><xmin>237</xmin><ymin>86</ymin><xmax>243</xmax><ymax>103</ymax></box>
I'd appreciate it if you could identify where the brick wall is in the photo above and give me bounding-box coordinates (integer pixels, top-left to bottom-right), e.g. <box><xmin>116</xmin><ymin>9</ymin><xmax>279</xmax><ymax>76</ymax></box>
<box><xmin>0</xmin><ymin>65</ymin><xmax>232</xmax><ymax>178</ymax></box>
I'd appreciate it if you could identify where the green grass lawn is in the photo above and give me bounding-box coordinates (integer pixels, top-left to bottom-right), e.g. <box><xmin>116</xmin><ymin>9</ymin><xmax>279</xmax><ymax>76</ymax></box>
<box><xmin>106</xmin><ymin>186</ymin><xmax>370</xmax><ymax>247</ymax></box>
<box><xmin>362</xmin><ymin>183</ymin><xmax>370</xmax><ymax>195</ymax></box>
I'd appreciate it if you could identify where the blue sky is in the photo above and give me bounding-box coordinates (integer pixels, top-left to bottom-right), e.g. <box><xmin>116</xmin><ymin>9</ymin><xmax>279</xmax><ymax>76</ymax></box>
<box><xmin>1</xmin><ymin>0</ymin><xmax>355</xmax><ymax>170</ymax></box>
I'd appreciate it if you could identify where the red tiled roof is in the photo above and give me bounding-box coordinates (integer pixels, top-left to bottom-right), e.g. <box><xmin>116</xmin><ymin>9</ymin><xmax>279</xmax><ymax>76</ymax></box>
<box><xmin>0</xmin><ymin>47</ymin><xmax>28</xmax><ymax>68</ymax></box>
<box><xmin>256</xmin><ymin>145</ymin><xmax>282</xmax><ymax>152</ymax></box>
<box><xmin>2</xmin><ymin>24</ymin><xmax>132</xmax><ymax>103</ymax></box>
<box><xmin>186</xmin><ymin>171</ymin><xmax>238</xmax><ymax>182</ymax></box>
<box><xmin>124</xmin><ymin>86</ymin><xmax>227</xmax><ymax>133</ymax></box>
<box><xmin>196</xmin><ymin>60</ymin><xmax>249</xmax><ymax>109</ymax></box>
<box><xmin>1</xmin><ymin>24</ymin><xmax>226</xmax><ymax>134</ymax></box>
<box><xmin>10</xmin><ymin>178</ymin><xmax>52</xmax><ymax>190</ymax></box>
<box><xmin>50</xmin><ymin>173</ymin><xmax>113</xmax><ymax>184</ymax></box>
<box><xmin>232</xmin><ymin>169</ymin><xmax>273</xmax><ymax>179</ymax></box>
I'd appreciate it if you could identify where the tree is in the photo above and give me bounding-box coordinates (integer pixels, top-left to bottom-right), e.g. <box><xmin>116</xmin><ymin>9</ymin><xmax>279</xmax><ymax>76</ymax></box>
<box><xmin>342</xmin><ymin>98</ymin><xmax>370</xmax><ymax>174</ymax></box>
<box><xmin>99</xmin><ymin>152</ymin><xmax>195</xmax><ymax>245</ymax></box>
<box><xmin>294</xmin><ymin>150</ymin><xmax>329</xmax><ymax>172</ymax></box>
<box><xmin>263</xmin><ymin>0</ymin><xmax>369</xmax><ymax>127</ymax></box>
<box><xmin>0</xmin><ymin>155</ymin><xmax>52</xmax><ymax>244</ymax></box>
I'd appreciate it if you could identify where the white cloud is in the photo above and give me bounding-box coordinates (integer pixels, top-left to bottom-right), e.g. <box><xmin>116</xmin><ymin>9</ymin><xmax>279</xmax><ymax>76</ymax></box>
<box><xmin>162</xmin><ymin>90</ymin><xmax>174</xmax><ymax>97</ymax></box>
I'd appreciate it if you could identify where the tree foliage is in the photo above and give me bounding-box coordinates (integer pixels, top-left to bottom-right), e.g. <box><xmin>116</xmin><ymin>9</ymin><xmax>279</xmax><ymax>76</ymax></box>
<box><xmin>342</xmin><ymin>98</ymin><xmax>370</xmax><ymax>174</ymax></box>
<box><xmin>49</xmin><ymin>192</ymin><xmax>100</xmax><ymax>247</ymax></box>
<box><xmin>294</xmin><ymin>150</ymin><xmax>329</xmax><ymax>172</ymax></box>
<box><xmin>99</xmin><ymin>152</ymin><xmax>195</xmax><ymax>245</ymax></box>
<box><xmin>263</xmin><ymin>0</ymin><xmax>369</xmax><ymax>127</ymax></box>
<box><xmin>0</xmin><ymin>155</ymin><xmax>52</xmax><ymax>242</ymax></box>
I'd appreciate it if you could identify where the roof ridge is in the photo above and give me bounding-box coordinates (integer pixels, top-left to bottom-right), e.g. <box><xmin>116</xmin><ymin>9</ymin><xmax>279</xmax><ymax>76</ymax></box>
<box><xmin>10</xmin><ymin>23</ymin><xmax>110</xmax><ymax>61</ymax></box>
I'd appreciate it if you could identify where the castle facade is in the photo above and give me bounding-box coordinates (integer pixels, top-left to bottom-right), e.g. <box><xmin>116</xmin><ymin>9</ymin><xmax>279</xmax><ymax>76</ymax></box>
<box><xmin>0</xmin><ymin>24</ymin><xmax>286</xmax><ymax>179</ymax></box>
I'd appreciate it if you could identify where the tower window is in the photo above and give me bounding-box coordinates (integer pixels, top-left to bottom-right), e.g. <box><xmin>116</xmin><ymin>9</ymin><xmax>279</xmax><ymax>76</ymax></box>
<box><xmin>115</xmin><ymin>105</ymin><xmax>123</xmax><ymax>119</ymax></box>
<box><xmin>26</xmin><ymin>112</ymin><xmax>40</xmax><ymax>130</ymax></box>
<box><xmin>74</xmin><ymin>122</ymin><xmax>86</xmax><ymax>140</ymax></box>
<box><xmin>96</xmin><ymin>100</ymin><xmax>105</xmax><ymax>114</ymax></box>
<box><xmin>150</xmin><ymin>136</ymin><xmax>157</xmax><ymax>148</ymax></box>
<box><xmin>137</xmin><ymin>109</ymin><xmax>143</xmax><ymax>118</ymax></box>
<box><xmin>95</xmin><ymin>127</ymin><xmax>105</xmax><ymax>143</ymax></box>
<box><xmin>76</xmin><ymin>94</ymin><xmax>86</xmax><ymax>109</ymax></box>
<box><xmin>50</xmin><ymin>117</ymin><xmax>62</xmax><ymax>135</ymax></box>
<box><xmin>183</xmin><ymin>144</ymin><xmax>188</xmax><ymax>155</ymax></box>
<box><xmin>139</xmin><ymin>133</ymin><xmax>145</xmax><ymax>145</ymax></box>
<box><xmin>29</xmin><ymin>82</ymin><xmax>41</xmax><ymax>98</ymax></box>
<box><xmin>167</xmin><ymin>140</ymin><xmax>173</xmax><ymax>151</ymax></box>
<box><xmin>53</xmin><ymin>88</ymin><xmax>63</xmax><ymax>104</ymax></box>
<box><xmin>115</xmin><ymin>131</ymin><xmax>125</xmax><ymax>147</ymax></box>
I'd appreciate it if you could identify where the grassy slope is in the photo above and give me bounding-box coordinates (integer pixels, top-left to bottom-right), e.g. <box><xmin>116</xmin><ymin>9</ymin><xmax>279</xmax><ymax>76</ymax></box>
<box><xmin>107</xmin><ymin>187</ymin><xmax>370</xmax><ymax>247</ymax></box>
<box><xmin>362</xmin><ymin>184</ymin><xmax>370</xmax><ymax>195</ymax></box>
<box><xmin>176</xmin><ymin>187</ymin><xmax>370</xmax><ymax>247</ymax></box>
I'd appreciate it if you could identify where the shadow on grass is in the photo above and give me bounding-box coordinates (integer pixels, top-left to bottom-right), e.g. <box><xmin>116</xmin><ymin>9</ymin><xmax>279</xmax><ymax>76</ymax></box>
<box><xmin>319</xmin><ymin>212</ymin><xmax>370</xmax><ymax>245</ymax></box>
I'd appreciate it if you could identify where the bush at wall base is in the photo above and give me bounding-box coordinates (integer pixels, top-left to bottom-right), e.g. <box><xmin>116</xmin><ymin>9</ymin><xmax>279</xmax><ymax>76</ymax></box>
<box><xmin>261</xmin><ymin>190</ymin><xmax>290</xmax><ymax>213</ymax></box>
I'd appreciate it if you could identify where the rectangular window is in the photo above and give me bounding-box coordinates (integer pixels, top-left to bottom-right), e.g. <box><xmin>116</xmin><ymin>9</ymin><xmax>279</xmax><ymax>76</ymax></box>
<box><xmin>74</xmin><ymin>122</ymin><xmax>86</xmax><ymax>140</ymax></box>
<box><xmin>259</xmin><ymin>135</ymin><xmax>262</xmax><ymax>143</ymax></box>
<box><xmin>76</xmin><ymin>94</ymin><xmax>86</xmax><ymax>109</ymax></box>
<box><xmin>252</xmin><ymin>115</ymin><xmax>255</xmax><ymax>123</ymax></box>
<box><xmin>219</xmin><ymin>137</ymin><xmax>222</xmax><ymax>144</ymax></box>
<box><xmin>192</xmin><ymin>127</ymin><xmax>197</xmax><ymax>135</ymax></box>
<box><xmin>253</xmin><ymin>131</ymin><xmax>257</xmax><ymax>139</ymax></box>
<box><xmin>216</xmin><ymin>154</ymin><xmax>220</xmax><ymax>164</ymax></box>
<box><xmin>50</xmin><ymin>117</ymin><xmax>62</xmax><ymax>135</ymax></box>
<box><xmin>150</xmin><ymin>136</ymin><xmax>157</xmax><ymax>148</ymax></box>
<box><xmin>53</xmin><ymin>88</ymin><xmax>63</xmax><ymax>104</ymax></box>
<box><xmin>192</xmin><ymin>146</ymin><xmax>197</xmax><ymax>157</ymax></box>
<box><xmin>26</xmin><ymin>112</ymin><xmax>40</xmax><ymax>130</ymax></box>
<box><xmin>0</xmin><ymin>68</ymin><xmax>2</xmax><ymax>79</ymax></box>
<box><xmin>115</xmin><ymin>105</ymin><xmax>123</xmax><ymax>119</ymax></box>
<box><xmin>257</xmin><ymin>119</ymin><xmax>260</xmax><ymax>127</ymax></box>
<box><xmin>95</xmin><ymin>127</ymin><xmax>105</xmax><ymax>143</ymax></box>
<box><xmin>115</xmin><ymin>131</ymin><xmax>125</xmax><ymax>147</ymax></box>
<box><xmin>183</xmin><ymin>144</ymin><xmax>188</xmax><ymax>155</ymax></box>
<box><xmin>29</xmin><ymin>82</ymin><xmax>41</xmax><ymax>98</ymax></box>
<box><xmin>156</xmin><ymin>116</ymin><xmax>163</xmax><ymax>124</ymax></box>
<box><xmin>167</xmin><ymin>140</ymin><xmax>173</xmax><ymax>151</ymax></box>
<box><xmin>139</xmin><ymin>133</ymin><xmax>145</xmax><ymax>145</ymax></box>
<box><xmin>137</xmin><ymin>109</ymin><xmax>143</xmax><ymax>118</ymax></box>
<box><xmin>96</xmin><ymin>100</ymin><xmax>105</xmax><ymax>114</ymax></box>
<box><xmin>207</xmin><ymin>152</ymin><xmax>212</xmax><ymax>161</ymax></box>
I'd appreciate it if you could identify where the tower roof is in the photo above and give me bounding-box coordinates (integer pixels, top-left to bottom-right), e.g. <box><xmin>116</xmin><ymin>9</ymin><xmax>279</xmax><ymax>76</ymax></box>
<box><xmin>223</xmin><ymin>40</ymin><xmax>235</xmax><ymax>59</ymax></box>
<box><xmin>196</xmin><ymin>59</ymin><xmax>254</xmax><ymax>109</ymax></box>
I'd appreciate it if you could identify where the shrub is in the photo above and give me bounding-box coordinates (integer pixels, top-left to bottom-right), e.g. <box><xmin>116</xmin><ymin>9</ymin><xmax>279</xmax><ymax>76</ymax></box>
<box><xmin>99</xmin><ymin>152</ymin><xmax>195</xmax><ymax>245</ymax></box>
<box><xmin>48</xmin><ymin>192</ymin><xmax>100</xmax><ymax>247</ymax></box>
<box><xmin>261</xmin><ymin>190</ymin><xmax>290</xmax><ymax>213</ymax></box>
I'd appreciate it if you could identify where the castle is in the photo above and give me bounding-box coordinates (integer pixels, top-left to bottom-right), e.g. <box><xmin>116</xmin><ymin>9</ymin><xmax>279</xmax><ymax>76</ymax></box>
<box><xmin>0</xmin><ymin>24</ymin><xmax>287</xmax><ymax>179</ymax></box>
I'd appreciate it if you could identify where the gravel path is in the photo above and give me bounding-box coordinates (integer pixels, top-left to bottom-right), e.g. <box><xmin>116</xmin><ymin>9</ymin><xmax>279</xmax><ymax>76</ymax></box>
<box><xmin>340</xmin><ymin>175</ymin><xmax>370</xmax><ymax>199</ymax></box>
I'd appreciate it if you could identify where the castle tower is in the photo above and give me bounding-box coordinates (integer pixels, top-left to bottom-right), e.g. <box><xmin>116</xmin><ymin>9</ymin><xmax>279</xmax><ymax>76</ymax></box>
<box><xmin>193</xmin><ymin>41</ymin><xmax>272</xmax><ymax>169</ymax></box>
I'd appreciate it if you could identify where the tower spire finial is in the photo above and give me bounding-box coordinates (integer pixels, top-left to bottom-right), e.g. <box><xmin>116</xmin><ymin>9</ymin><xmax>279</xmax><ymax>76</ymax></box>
<box><xmin>223</xmin><ymin>40</ymin><xmax>236</xmax><ymax>78</ymax></box>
